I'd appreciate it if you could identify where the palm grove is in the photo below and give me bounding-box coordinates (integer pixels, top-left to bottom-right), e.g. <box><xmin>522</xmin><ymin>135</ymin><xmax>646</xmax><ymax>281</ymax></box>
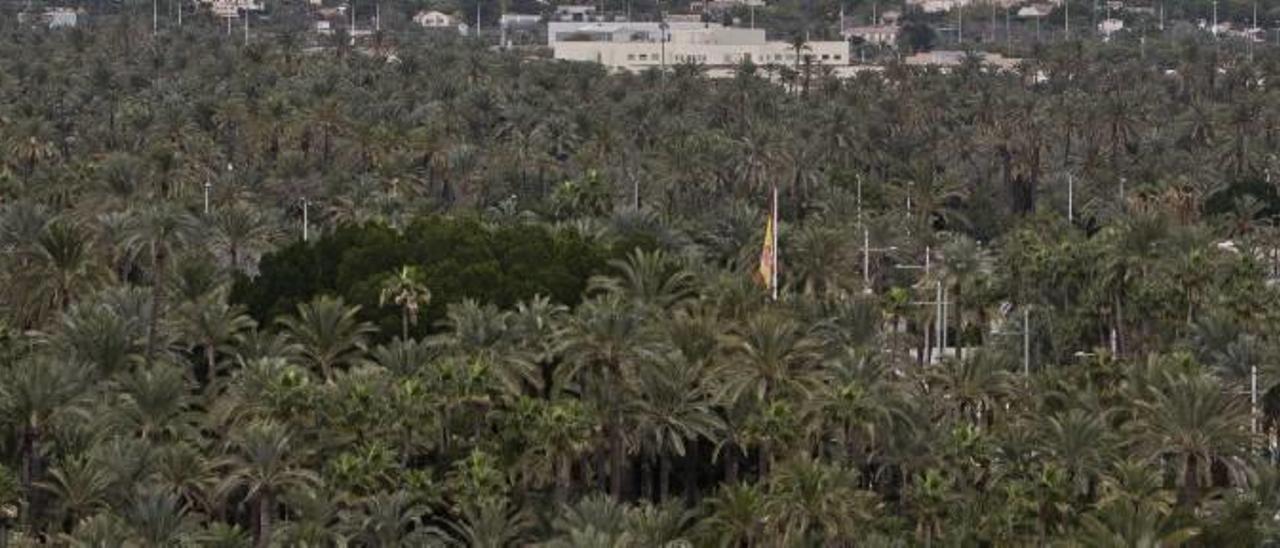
<box><xmin>5</xmin><ymin>6</ymin><xmax>1280</xmax><ymax>546</ymax></box>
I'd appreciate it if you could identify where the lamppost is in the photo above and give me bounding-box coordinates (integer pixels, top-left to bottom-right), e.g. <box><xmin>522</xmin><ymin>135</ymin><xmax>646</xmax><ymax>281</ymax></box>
<box><xmin>302</xmin><ymin>198</ymin><xmax>310</xmax><ymax>242</ymax></box>
<box><xmin>896</xmin><ymin>247</ymin><xmax>948</xmax><ymax>364</ymax></box>
<box><xmin>203</xmin><ymin>180</ymin><xmax>211</xmax><ymax>214</ymax></box>
<box><xmin>993</xmin><ymin>306</ymin><xmax>1033</xmax><ymax>376</ymax></box>
<box><xmin>862</xmin><ymin>227</ymin><xmax>897</xmax><ymax>294</ymax></box>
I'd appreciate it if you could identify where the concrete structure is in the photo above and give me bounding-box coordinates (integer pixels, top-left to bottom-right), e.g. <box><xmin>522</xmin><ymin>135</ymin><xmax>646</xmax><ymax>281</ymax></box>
<box><xmin>46</xmin><ymin>8</ymin><xmax>80</xmax><ymax>28</ymax></box>
<box><xmin>1017</xmin><ymin>4</ymin><xmax>1053</xmax><ymax>18</ymax></box>
<box><xmin>843</xmin><ymin>23</ymin><xmax>899</xmax><ymax>46</ymax></box>
<box><xmin>554</xmin><ymin>5</ymin><xmax>602</xmax><ymax>22</ymax></box>
<box><xmin>547</xmin><ymin>20</ymin><xmax>723</xmax><ymax>47</ymax></box>
<box><xmin>413</xmin><ymin>10</ymin><xmax>456</xmax><ymax>28</ymax></box>
<box><xmin>904</xmin><ymin>50</ymin><xmax>1020</xmax><ymax>71</ymax></box>
<box><xmin>1098</xmin><ymin>17</ymin><xmax>1124</xmax><ymax>36</ymax></box>
<box><xmin>206</xmin><ymin>0</ymin><xmax>263</xmax><ymax>17</ymax></box>
<box><xmin>500</xmin><ymin>13</ymin><xmax>541</xmax><ymax>28</ymax></box>
<box><xmin>554</xmin><ymin>26</ymin><xmax>848</xmax><ymax>72</ymax></box>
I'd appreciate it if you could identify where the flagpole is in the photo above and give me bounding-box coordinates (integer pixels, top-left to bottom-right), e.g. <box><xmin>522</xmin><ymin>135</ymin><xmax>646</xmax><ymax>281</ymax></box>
<box><xmin>771</xmin><ymin>184</ymin><xmax>779</xmax><ymax>301</ymax></box>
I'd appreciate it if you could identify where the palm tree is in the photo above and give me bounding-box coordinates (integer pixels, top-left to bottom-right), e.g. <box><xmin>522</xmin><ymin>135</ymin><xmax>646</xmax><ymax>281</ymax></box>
<box><xmin>939</xmin><ymin>234</ymin><xmax>992</xmax><ymax>360</ymax></box>
<box><xmin>0</xmin><ymin>356</ymin><xmax>91</xmax><ymax>525</ymax></box>
<box><xmin>176</xmin><ymin>295</ymin><xmax>256</xmax><ymax>380</ymax></box>
<box><xmin>38</xmin><ymin>455</ymin><xmax>112</xmax><ymax>531</ymax></box>
<box><xmin>219</xmin><ymin>419</ymin><xmax>318</xmax><ymax>548</ymax></box>
<box><xmin>276</xmin><ymin>296</ymin><xmax>374</xmax><ymax>382</ymax></box>
<box><xmin>561</xmin><ymin>295</ymin><xmax>656</xmax><ymax>498</ymax></box>
<box><xmin>445</xmin><ymin>498</ymin><xmax>534</xmax><ymax>548</ymax></box>
<box><xmin>107</xmin><ymin>361</ymin><xmax>197</xmax><ymax>443</ymax></box>
<box><xmin>588</xmin><ymin>249</ymin><xmax>695</xmax><ymax>313</ymax></box>
<box><xmin>7</xmin><ymin>220</ymin><xmax>111</xmax><ymax>329</ymax></box>
<box><xmin>343</xmin><ymin>491</ymin><xmax>433</xmax><ymax>547</ymax></box>
<box><xmin>124</xmin><ymin>488</ymin><xmax>196</xmax><ymax>547</ymax></box>
<box><xmin>378</xmin><ymin>265</ymin><xmax>432</xmax><ymax>341</ymax></box>
<box><xmin>1131</xmin><ymin>370</ymin><xmax>1251</xmax><ymax>507</ymax></box>
<box><xmin>699</xmin><ymin>483</ymin><xmax>767</xmax><ymax>547</ymax></box>
<box><xmin>124</xmin><ymin>204</ymin><xmax>198</xmax><ymax>365</ymax></box>
<box><xmin>634</xmin><ymin>350</ymin><xmax>724</xmax><ymax>501</ymax></box>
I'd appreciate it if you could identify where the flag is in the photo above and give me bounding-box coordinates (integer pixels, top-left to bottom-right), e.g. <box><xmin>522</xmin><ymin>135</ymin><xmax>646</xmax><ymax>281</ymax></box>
<box><xmin>757</xmin><ymin>185</ymin><xmax>779</xmax><ymax>300</ymax></box>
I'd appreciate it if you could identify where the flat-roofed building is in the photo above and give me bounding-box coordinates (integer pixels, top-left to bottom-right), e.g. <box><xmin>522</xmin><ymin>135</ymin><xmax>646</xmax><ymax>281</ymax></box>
<box><xmin>554</xmin><ymin>26</ymin><xmax>848</xmax><ymax>72</ymax></box>
<box><xmin>547</xmin><ymin>20</ymin><xmax>723</xmax><ymax>47</ymax></box>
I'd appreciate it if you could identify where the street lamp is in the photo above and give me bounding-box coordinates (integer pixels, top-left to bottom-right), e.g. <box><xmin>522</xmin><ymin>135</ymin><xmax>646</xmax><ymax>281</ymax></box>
<box><xmin>203</xmin><ymin>181</ymin><xmax>211</xmax><ymax>215</ymax></box>
<box><xmin>993</xmin><ymin>306</ymin><xmax>1033</xmax><ymax>376</ymax></box>
<box><xmin>862</xmin><ymin>227</ymin><xmax>897</xmax><ymax>294</ymax></box>
<box><xmin>302</xmin><ymin>198</ymin><xmax>310</xmax><ymax>242</ymax></box>
<box><xmin>896</xmin><ymin>247</ymin><xmax>948</xmax><ymax>364</ymax></box>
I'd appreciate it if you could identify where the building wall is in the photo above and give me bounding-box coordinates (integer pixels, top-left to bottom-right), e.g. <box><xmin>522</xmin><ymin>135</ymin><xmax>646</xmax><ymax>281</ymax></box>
<box><xmin>554</xmin><ymin>40</ymin><xmax>849</xmax><ymax>71</ymax></box>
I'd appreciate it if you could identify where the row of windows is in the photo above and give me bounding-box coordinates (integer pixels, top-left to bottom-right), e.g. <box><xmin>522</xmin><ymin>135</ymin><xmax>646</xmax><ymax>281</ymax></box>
<box><xmin>626</xmin><ymin>51</ymin><xmax>843</xmax><ymax>64</ymax></box>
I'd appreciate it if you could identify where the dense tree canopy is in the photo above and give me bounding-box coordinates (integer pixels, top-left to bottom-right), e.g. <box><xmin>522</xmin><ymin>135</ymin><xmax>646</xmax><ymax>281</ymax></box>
<box><xmin>3</xmin><ymin>3</ymin><xmax>1280</xmax><ymax>545</ymax></box>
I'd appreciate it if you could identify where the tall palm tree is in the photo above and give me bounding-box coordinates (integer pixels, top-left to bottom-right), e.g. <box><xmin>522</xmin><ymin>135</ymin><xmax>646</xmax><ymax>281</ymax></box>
<box><xmin>276</xmin><ymin>296</ymin><xmax>374</xmax><ymax>382</ymax></box>
<box><xmin>378</xmin><ymin>265</ymin><xmax>432</xmax><ymax>341</ymax></box>
<box><xmin>38</xmin><ymin>455</ymin><xmax>112</xmax><ymax>532</ymax></box>
<box><xmin>561</xmin><ymin>295</ymin><xmax>655</xmax><ymax>499</ymax></box>
<box><xmin>219</xmin><ymin>419</ymin><xmax>318</xmax><ymax>548</ymax></box>
<box><xmin>939</xmin><ymin>234</ymin><xmax>992</xmax><ymax>360</ymax></box>
<box><xmin>0</xmin><ymin>356</ymin><xmax>91</xmax><ymax>525</ymax></box>
<box><xmin>124</xmin><ymin>204</ymin><xmax>198</xmax><ymax>365</ymax></box>
<box><xmin>1131</xmin><ymin>370</ymin><xmax>1251</xmax><ymax>507</ymax></box>
<box><xmin>699</xmin><ymin>483</ymin><xmax>767</xmax><ymax>547</ymax></box>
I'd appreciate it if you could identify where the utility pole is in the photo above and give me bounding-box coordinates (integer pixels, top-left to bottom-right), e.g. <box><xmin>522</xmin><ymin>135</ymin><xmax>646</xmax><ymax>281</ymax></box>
<box><xmin>244</xmin><ymin>8</ymin><xmax>249</xmax><ymax>45</ymax></box>
<box><xmin>1213</xmin><ymin>0</ymin><xmax>1219</xmax><ymax>40</ymax></box>
<box><xmin>1023</xmin><ymin>307</ymin><xmax>1030</xmax><ymax>376</ymax></box>
<box><xmin>302</xmin><ymin>198</ymin><xmax>310</xmax><ymax>242</ymax></box>
<box><xmin>153</xmin><ymin>0</ymin><xmax>158</xmax><ymax>35</ymax></box>
<box><xmin>1067</xmin><ymin>173</ymin><xmax>1074</xmax><ymax>224</ymax></box>
<box><xmin>957</xmin><ymin>2</ymin><xmax>962</xmax><ymax>44</ymax></box>
<box><xmin>203</xmin><ymin>181</ymin><xmax>211</xmax><ymax>215</ymax></box>
<box><xmin>177</xmin><ymin>0</ymin><xmax>182</xmax><ymax>27</ymax></box>
<box><xmin>1006</xmin><ymin>8</ymin><xmax>1011</xmax><ymax>52</ymax></box>
<box><xmin>1065</xmin><ymin>0</ymin><xmax>1070</xmax><ymax>38</ymax></box>
<box><xmin>862</xmin><ymin>228</ymin><xmax>897</xmax><ymax>295</ymax></box>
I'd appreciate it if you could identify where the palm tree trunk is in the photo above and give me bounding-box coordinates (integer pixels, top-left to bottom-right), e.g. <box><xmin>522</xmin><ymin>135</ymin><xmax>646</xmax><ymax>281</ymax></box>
<box><xmin>640</xmin><ymin>456</ymin><xmax>654</xmax><ymax>501</ymax></box>
<box><xmin>555</xmin><ymin>455</ymin><xmax>572</xmax><ymax>504</ymax></box>
<box><xmin>401</xmin><ymin>308</ymin><xmax>409</xmax><ymax>341</ymax></box>
<box><xmin>725</xmin><ymin>443</ymin><xmax>739</xmax><ymax>484</ymax></box>
<box><xmin>659</xmin><ymin>453</ymin><xmax>672</xmax><ymax>501</ymax></box>
<box><xmin>609</xmin><ymin>422</ymin><xmax>626</xmax><ymax>499</ymax></box>
<box><xmin>255</xmin><ymin>491</ymin><xmax>273</xmax><ymax>548</ymax></box>
<box><xmin>1180</xmin><ymin>454</ymin><xmax>1199</xmax><ymax>507</ymax></box>
<box><xmin>145</xmin><ymin>254</ymin><xmax>167</xmax><ymax>365</ymax></box>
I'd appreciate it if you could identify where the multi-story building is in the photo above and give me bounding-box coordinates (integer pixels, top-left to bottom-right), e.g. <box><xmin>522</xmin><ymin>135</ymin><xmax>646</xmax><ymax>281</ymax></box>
<box><xmin>547</xmin><ymin>20</ymin><xmax>723</xmax><ymax>47</ymax></box>
<box><xmin>842</xmin><ymin>22</ymin><xmax>899</xmax><ymax>46</ymax></box>
<box><xmin>554</xmin><ymin>26</ymin><xmax>849</xmax><ymax>72</ymax></box>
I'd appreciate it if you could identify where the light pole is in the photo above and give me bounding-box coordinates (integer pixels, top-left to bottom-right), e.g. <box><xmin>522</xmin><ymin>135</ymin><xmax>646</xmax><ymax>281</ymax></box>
<box><xmin>302</xmin><ymin>198</ymin><xmax>310</xmax><ymax>242</ymax></box>
<box><xmin>1067</xmin><ymin>173</ymin><xmax>1074</xmax><ymax>224</ymax></box>
<box><xmin>862</xmin><ymin>227</ymin><xmax>897</xmax><ymax>294</ymax></box>
<box><xmin>203</xmin><ymin>181</ymin><xmax>211</xmax><ymax>215</ymax></box>
<box><xmin>896</xmin><ymin>247</ymin><xmax>947</xmax><ymax>364</ymax></box>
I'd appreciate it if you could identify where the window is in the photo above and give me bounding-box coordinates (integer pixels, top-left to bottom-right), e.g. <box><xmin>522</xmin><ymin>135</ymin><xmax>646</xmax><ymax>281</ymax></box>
<box><xmin>638</xmin><ymin>53</ymin><xmax>648</xmax><ymax>61</ymax></box>
<box><xmin>821</xmin><ymin>54</ymin><xmax>830</xmax><ymax>60</ymax></box>
<box><xmin>834</xmin><ymin>54</ymin><xmax>842</xmax><ymax>60</ymax></box>
<box><xmin>627</xmin><ymin>54</ymin><xmax>636</xmax><ymax>61</ymax></box>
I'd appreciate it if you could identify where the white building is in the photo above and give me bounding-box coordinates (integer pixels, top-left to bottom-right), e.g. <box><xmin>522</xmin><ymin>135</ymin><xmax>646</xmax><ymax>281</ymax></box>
<box><xmin>46</xmin><ymin>8</ymin><xmax>80</xmax><ymax>28</ymax></box>
<box><xmin>1098</xmin><ymin>17</ymin><xmax>1124</xmax><ymax>36</ymax></box>
<box><xmin>206</xmin><ymin>0</ymin><xmax>263</xmax><ymax>17</ymax></box>
<box><xmin>904</xmin><ymin>50</ymin><xmax>1020</xmax><ymax>71</ymax></box>
<box><xmin>554</xmin><ymin>26</ymin><xmax>848</xmax><ymax>72</ymax></box>
<box><xmin>413</xmin><ymin>10</ymin><xmax>456</xmax><ymax>28</ymax></box>
<box><xmin>500</xmin><ymin>13</ymin><xmax>541</xmax><ymax>28</ymax></box>
<box><xmin>547</xmin><ymin>20</ymin><xmax>723</xmax><ymax>47</ymax></box>
<box><xmin>843</xmin><ymin>23</ymin><xmax>899</xmax><ymax>46</ymax></box>
<box><xmin>1017</xmin><ymin>4</ymin><xmax>1053</xmax><ymax>18</ymax></box>
<box><xmin>554</xmin><ymin>5</ymin><xmax>602</xmax><ymax>22</ymax></box>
